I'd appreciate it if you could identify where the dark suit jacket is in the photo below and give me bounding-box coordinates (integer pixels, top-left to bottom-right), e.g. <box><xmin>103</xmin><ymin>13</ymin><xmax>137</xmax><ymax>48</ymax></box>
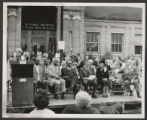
<box><xmin>96</xmin><ymin>67</ymin><xmax>109</xmax><ymax>82</ymax></box>
<box><xmin>89</xmin><ymin>65</ymin><xmax>96</xmax><ymax>75</ymax></box>
<box><xmin>77</xmin><ymin>60</ymin><xmax>84</xmax><ymax>71</ymax></box>
<box><xmin>80</xmin><ymin>66</ymin><xmax>91</xmax><ymax>79</ymax></box>
<box><xmin>61</xmin><ymin>67</ymin><xmax>78</xmax><ymax>80</ymax></box>
<box><xmin>81</xmin><ymin>107</ymin><xmax>101</xmax><ymax>114</ymax></box>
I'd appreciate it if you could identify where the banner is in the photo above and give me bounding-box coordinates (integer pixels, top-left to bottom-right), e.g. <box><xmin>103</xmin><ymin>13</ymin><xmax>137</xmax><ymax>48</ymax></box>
<box><xmin>22</xmin><ymin>6</ymin><xmax>57</xmax><ymax>30</ymax></box>
<box><xmin>22</xmin><ymin>23</ymin><xmax>56</xmax><ymax>30</ymax></box>
<box><xmin>58</xmin><ymin>41</ymin><xmax>65</xmax><ymax>50</ymax></box>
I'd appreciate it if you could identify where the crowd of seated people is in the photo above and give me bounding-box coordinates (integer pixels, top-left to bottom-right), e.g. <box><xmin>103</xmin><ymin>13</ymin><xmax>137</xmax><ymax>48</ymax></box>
<box><xmin>7</xmin><ymin>48</ymin><xmax>142</xmax><ymax>100</ymax></box>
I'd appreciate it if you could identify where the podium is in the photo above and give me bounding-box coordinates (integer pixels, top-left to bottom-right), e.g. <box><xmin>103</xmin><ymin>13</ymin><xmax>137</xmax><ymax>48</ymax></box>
<box><xmin>11</xmin><ymin>64</ymin><xmax>34</xmax><ymax>106</ymax></box>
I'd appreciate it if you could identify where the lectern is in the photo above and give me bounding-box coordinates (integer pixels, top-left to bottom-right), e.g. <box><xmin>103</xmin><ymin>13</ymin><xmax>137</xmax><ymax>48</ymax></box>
<box><xmin>11</xmin><ymin>64</ymin><xmax>34</xmax><ymax>106</ymax></box>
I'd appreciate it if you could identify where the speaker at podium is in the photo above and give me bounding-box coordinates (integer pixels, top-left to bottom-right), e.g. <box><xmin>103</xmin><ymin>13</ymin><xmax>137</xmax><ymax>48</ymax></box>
<box><xmin>11</xmin><ymin>64</ymin><xmax>34</xmax><ymax>106</ymax></box>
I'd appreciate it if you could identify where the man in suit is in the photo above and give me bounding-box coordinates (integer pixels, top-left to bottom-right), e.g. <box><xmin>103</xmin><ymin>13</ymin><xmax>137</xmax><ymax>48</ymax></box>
<box><xmin>77</xmin><ymin>57</ymin><xmax>84</xmax><ymax>72</ymax></box>
<box><xmin>61</xmin><ymin>61</ymin><xmax>80</xmax><ymax>98</ymax></box>
<box><xmin>47</xmin><ymin>58</ymin><xmax>66</xmax><ymax>99</ymax></box>
<box><xmin>41</xmin><ymin>58</ymin><xmax>62</xmax><ymax>98</ymax></box>
<box><xmin>33</xmin><ymin>58</ymin><xmax>45</xmax><ymax>81</ymax></box>
<box><xmin>43</xmin><ymin>59</ymin><xmax>51</xmax><ymax>80</ymax></box>
<box><xmin>80</xmin><ymin>60</ymin><xmax>98</xmax><ymax>98</ymax></box>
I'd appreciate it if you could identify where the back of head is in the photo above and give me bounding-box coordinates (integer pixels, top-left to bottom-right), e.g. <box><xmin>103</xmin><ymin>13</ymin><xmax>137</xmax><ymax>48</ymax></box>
<box><xmin>75</xmin><ymin>91</ymin><xmax>91</xmax><ymax>108</ymax></box>
<box><xmin>62</xmin><ymin>105</ymin><xmax>82</xmax><ymax>114</ymax></box>
<box><xmin>33</xmin><ymin>94</ymin><xmax>49</xmax><ymax>110</ymax></box>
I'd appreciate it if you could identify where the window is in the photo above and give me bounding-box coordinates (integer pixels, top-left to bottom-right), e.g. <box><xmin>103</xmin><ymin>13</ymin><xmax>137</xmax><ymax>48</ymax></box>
<box><xmin>135</xmin><ymin>46</ymin><xmax>142</xmax><ymax>54</ymax></box>
<box><xmin>86</xmin><ymin>32</ymin><xmax>99</xmax><ymax>52</ymax></box>
<box><xmin>111</xmin><ymin>33</ymin><xmax>124</xmax><ymax>52</ymax></box>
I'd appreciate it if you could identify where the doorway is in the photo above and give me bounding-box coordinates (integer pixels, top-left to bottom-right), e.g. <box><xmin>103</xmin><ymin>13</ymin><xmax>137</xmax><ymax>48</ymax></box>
<box><xmin>21</xmin><ymin>6</ymin><xmax>57</xmax><ymax>54</ymax></box>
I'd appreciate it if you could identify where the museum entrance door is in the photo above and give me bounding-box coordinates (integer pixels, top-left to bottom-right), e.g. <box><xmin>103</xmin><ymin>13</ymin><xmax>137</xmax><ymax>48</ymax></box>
<box><xmin>21</xmin><ymin>6</ymin><xmax>57</xmax><ymax>54</ymax></box>
<box><xmin>22</xmin><ymin>30</ymin><xmax>56</xmax><ymax>54</ymax></box>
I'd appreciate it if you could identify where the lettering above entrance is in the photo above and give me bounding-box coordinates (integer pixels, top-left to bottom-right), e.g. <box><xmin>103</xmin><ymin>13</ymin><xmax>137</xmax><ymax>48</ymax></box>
<box><xmin>22</xmin><ymin>23</ymin><xmax>56</xmax><ymax>30</ymax></box>
<box><xmin>22</xmin><ymin>6</ymin><xmax>57</xmax><ymax>30</ymax></box>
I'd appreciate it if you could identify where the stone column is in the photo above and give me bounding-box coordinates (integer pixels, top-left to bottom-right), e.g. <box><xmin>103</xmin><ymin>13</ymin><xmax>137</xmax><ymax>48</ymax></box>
<box><xmin>79</xmin><ymin>7</ymin><xmax>85</xmax><ymax>58</ymax></box>
<box><xmin>106</xmin><ymin>25</ymin><xmax>111</xmax><ymax>53</ymax></box>
<box><xmin>56</xmin><ymin>6</ymin><xmax>61</xmax><ymax>50</ymax></box>
<box><xmin>46</xmin><ymin>31</ymin><xmax>49</xmax><ymax>52</ymax></box>
<box><xmin>27</xmin><ymin>30</ymin><xmax>32</xmax><ymax>52</ymax></box>
<box><xmin>73</xmin><ymin>15</ymin><xmax>81</xmax><ymax>54</ymax></box>
<box><xmin>15</xmin><ymin>7</ymin><xmax>22</xmax><ymax>49</ymax></box>
<box><xmin>63</xmin><ymin>14</ymin><xmax>71</xmax><ymax>55</ymax></box>
<box><xmin>8</xmin><ymin>7</ymin><xmax>17</xmax><ymax>52</ymax></box>
<box><xmin>100</xmin><ymin>25</ymin><xmax>107</xmax><ymax>55</ymax></box>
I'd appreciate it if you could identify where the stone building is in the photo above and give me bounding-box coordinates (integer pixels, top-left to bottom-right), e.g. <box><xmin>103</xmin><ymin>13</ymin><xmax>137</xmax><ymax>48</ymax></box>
<box><xmin>7</xmin><ymin>6</ymin><xmax>142</xmax><ymax>59</ymax></box>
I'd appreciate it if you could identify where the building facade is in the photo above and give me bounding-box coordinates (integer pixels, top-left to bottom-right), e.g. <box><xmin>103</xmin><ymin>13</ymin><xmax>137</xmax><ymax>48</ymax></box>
<box><xmin>7</xmin><ymin>6</ymin><xmax>142</xmax><ymax>59</ymax></box>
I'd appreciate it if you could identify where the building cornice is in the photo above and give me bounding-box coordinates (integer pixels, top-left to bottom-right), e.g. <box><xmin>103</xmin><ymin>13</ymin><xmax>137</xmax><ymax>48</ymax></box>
<box><xmin>63</xmin><ymin>9</ymin><xmax>82</xmax><ymax>12</ymax></box>
<box><xmin>85</xmin><ymin>18</ymin><xmax>142</xmax><ymax>24</ymax></box>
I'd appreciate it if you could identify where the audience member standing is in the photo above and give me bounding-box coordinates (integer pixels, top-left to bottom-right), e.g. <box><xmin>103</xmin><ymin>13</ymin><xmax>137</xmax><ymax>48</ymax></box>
<box><xmin>55</xmin><ymin>50</ymin><xmax>60</xmax><ymax>62</ymax></box>
<box><xmin>60</xmin><ymin>49</ymin><xmax>66</xmax><ymax>63</ymax></box>
<box><xmin>48</xmin><ymin>50</ymin><xmax>54</xmax><ymax>62</ymax></box>
<box><xmin>30</xmin><ymin>51</ymin><xmax>36</xmax><ymax>61</ymax></box>
<box><xmin>77</xmin><ymin>57</ymin><xmax>84</xmax><ymax>72</ymax></box>
<box><xmin>37</xmin><ymin>48</ymin><xmax>42</xmax><ymax>62</ymax></box>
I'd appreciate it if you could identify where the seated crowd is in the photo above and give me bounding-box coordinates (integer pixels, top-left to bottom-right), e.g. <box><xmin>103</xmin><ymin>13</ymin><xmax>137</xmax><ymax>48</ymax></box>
<box><xmin>8</xmin><ymin>48</ymin><xmax>142</xmax><ymax>100</ymax></box>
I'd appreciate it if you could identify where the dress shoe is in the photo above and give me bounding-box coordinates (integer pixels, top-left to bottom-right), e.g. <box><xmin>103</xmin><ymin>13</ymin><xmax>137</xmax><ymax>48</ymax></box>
<box><xmin>137</xmin><ymin>95</ymin><xmax>141</xmax><ymax>98</ymax></box>
<box><xmin>103</xmin><ymin>94</ymin><xmax>108</xmax><ymax>97</ymax></box>
<box><xmin>54</xmin><ymin>94</ymin><xmax>60</xmax><ymax>99</ymax></box>
<box><xmin>61</xmin><ymin>93</ymin><xmax>65</xmax><ymax>100</ymax></box>
<box><xmin>130</xmin><ymin>92</ymin><xmax>134</xmax><ymax>96</ymax></box>
<box><xmin>137</xmin><ymin>92</ymin><xmax>141</xmax><ymax>98</ymax></box>
<box><xmin>92</xmin><ymin>93</ymin><xmax>98</xmax><ymax>98</ymax></box>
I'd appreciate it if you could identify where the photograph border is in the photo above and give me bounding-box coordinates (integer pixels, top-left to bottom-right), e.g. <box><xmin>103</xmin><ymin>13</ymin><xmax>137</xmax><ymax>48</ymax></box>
<box><xmin>2</xmin><ymin>2</ymin><xmax>146</xmax><ymax>119</ymax></box>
